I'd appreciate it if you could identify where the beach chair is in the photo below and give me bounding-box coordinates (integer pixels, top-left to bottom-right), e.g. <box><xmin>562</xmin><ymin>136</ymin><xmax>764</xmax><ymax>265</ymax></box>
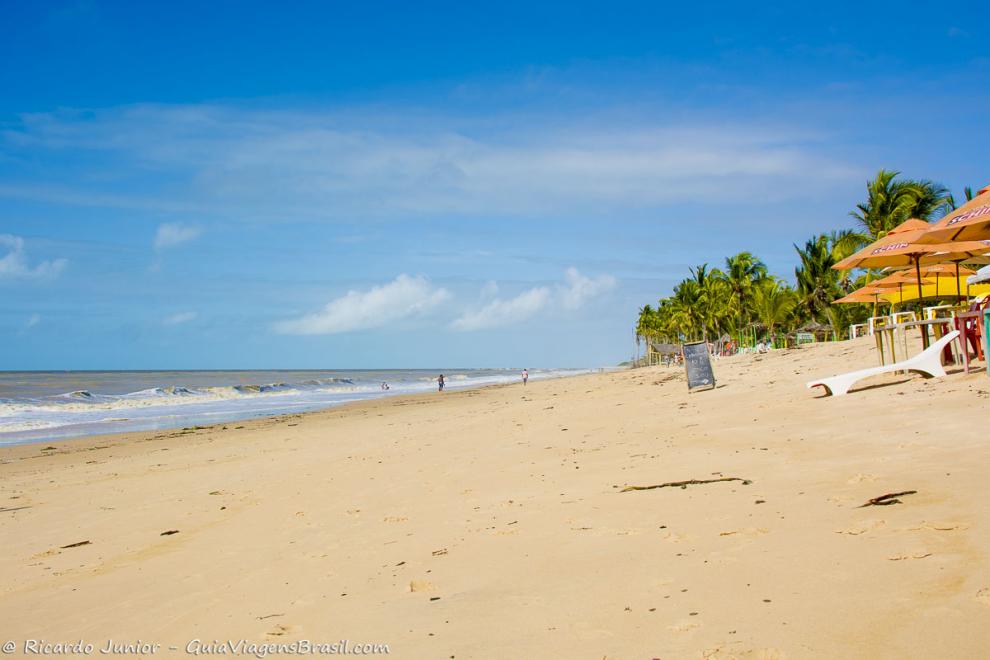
<box><xmin>807</xmin><ymin>330</ymin><xmax>960</xmax><ymax>397</ymax></box>
<box><xmin>953</xmin><ymin>310</ymin><xmax>984</xmax><ymax>372</ymax></box>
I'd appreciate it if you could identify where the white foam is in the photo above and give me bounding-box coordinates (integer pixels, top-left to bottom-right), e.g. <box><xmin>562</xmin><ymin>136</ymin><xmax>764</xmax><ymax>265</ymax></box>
<box><xmin>0</xmin><ymin>369</ymin><xmax>595</xmax><ymax>443</ymax></box>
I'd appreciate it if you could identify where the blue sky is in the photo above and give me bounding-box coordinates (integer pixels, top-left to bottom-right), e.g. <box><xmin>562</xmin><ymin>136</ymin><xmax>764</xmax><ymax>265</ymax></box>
<box><xmin>2</xmin><ymin>0</ymin><xmax>988</xmax><ymax>369</ymax></box>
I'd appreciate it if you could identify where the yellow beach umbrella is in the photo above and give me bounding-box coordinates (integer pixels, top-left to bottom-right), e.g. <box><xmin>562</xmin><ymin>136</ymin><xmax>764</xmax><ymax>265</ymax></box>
<box><xmin>835</xmin><ymin>283</ymin><xmax>990</xmax><ymax>306</ymax></box>
<box><xmin>868</xmin><ymin>271</ymin><xmax>933</xmax><ymax>304</ymax></box>
<box><xmin>921</xmin><ymin>245</ymin><xmax>990</xmax><ymax>299</ymax></box>
<box><xmin>881</xmin><ymin>263</ymin><xmax>977</xmax><ymax>300</ymax></box>
<box><xmin>920</xmin><ymin>184</ymin><xmax>990</xmax><ymax>243</ymax></box>
<box><xmin>884</xmin><ymin>281</ymin><xmax>990</xmax><ymax>304</ymax></box>
<box><xmin>893</xmin><ymin>263</ymin><xmax>978</xmax><ymax>278</ymax></box>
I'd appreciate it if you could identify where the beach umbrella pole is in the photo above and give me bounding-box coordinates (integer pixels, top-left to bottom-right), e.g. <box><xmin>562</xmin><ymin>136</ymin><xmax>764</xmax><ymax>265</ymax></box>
<box><xmin>914</xmin><ymin>257</ymin><xmax>929</xmax><ymax>349</ymax></box>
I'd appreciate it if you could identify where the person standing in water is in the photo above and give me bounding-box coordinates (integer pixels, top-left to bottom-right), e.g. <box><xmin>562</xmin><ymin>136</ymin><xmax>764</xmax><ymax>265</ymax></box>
<box><xmin>522</xmin><ymin>368</ymin><xmax>528</xmax><ymax>385</ymax></box>
<box><xmin>438</xmin><ymin>374</ymin><xmax>445</xmax><ymax>392</ymax></box>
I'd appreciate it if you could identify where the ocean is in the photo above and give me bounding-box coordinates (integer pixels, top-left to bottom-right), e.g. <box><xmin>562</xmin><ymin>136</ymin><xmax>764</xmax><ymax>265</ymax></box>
<box><xmin>0</xmin><ymin>368</ymin><xmax>592</xmax><ymax>445</ymax></box>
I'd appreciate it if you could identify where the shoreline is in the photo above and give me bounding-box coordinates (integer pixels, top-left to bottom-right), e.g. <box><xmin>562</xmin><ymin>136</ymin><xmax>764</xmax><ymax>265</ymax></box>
<box><xmin>2</xmin><ymin>338</ymin><xmax>988</xmax><ymax>657</ymax></box>
<box><xmin>0</xmin><ymin>368</ymin><xmax>603</xmax><ymax>449</ymax></box>
<box><xmin>0</xmin><ymin>373</ymin><xmax>556</xmax><ymax>459</ymax></box>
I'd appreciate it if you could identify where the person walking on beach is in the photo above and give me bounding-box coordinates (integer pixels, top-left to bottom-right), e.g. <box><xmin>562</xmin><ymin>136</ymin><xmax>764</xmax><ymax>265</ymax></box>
<box><xmin>522</xmin><ymin>368</ymin><xmax>529</xmax><ymax>385</ymax></box>
<box><xmin>438</xmin><ymin>374</ymin><xmax>445</xmax><ymax>392</ymax></box>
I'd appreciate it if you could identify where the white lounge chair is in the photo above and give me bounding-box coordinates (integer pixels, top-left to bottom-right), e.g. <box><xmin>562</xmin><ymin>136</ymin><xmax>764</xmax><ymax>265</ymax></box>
<box><xmin>807</xmin><ymin>330</ymin><xmax>960</xmax><ymax>397</ymax></box>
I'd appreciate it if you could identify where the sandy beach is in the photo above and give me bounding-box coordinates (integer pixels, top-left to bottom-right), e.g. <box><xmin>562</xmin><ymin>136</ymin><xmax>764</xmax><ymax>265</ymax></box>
<box><xmin>2</xmin><ymin>337</ymin><xmax>988</xmax><ymax>659</ymax></box>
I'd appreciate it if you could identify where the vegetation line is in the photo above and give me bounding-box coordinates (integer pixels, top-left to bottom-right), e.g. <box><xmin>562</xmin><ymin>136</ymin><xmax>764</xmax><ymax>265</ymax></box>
<box><xmin>635</xmin><ymin>170</ymin><xmax>973</xmax><ymax>352</ymax></box>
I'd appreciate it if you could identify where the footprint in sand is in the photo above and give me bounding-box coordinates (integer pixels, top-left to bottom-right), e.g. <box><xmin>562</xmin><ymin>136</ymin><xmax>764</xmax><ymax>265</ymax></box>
<box><xmin>835</xmin><ymin>519</ymin><xmax>886</xmax><ymax>535</ymax></box>
<box><xmin>887</xmin><ymin>551</ymin><xmax>933</xmax><ymax>561</ymax></box>
<box><xmin>908</xmin><ymin>521</ymin><xmax>968</xmax><ymax>532</ymax></box>
<box><xmin>669</xmin><ymin>619</ymin><xmax>701</xmax><ymax>633</ymax></box>
<box><xmin>660</xmin><ymin>531</ymin><xmax>693</xmax><ymax>544</ymax></box>
<box><xmin>409</xmin><ymin>579</ymin><xmax>437</xmax><ymax>593</ymax></box>
<box><xmin>846</xmin><ymin>473</ymin><xmax>878</xmax><ymax>484</ymax></box>
<box><xmin>383</xmin><ymin>516</ymin><xmax>408</xmax><ymax>523</ymax></box>
<box><xmin>703</xmin><ymin>647</ymin><xmax>785</xmax><ymax>660</ymax></box>
<box><xmin>975</xmin><ymin>588</ymin><xmax>990</xmax><ymax>605</ymax></box>
<box><xmin>266</xmin><ymin>623</ymin><xmax>298</xmax><ymax>637</ymax></box>
<box><xmin>719</xmin><ymin>528</ymin><xmax>769</xmax><ymax>538</ymax></box>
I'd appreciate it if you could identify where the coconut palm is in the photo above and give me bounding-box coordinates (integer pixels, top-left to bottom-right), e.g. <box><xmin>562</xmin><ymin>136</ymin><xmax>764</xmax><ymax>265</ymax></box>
<box><xmin>751</xmin><ymin>278</ymin><xmax>797</xmax><ymax>338</ymax></box>
<box><xmin>721</xmin><ymin>252</ymin><xmax>768</xmax><ymax>327</ymax></box>
<box><xmin>699</xmin><ymin>268</ymin><xmax>731</xmax><ymax>341</ymax></box>
<box><xmin>946</xmin><ymin>186</ymin><xmax>976</xmax><ymax>212</ymax></box>
<box><xmin>670</xmin><ymin>278</ymin><xmax>704</xmax><ymax>341</ymax></box>
<box><xmin>849</xmin><ymin>170</ymin><xmax>951</xmax><ymax>244</ymax></box>
<box><xmin>794</xmin><ymin>233</ymin><xmax>849</xmax><ymax>325</ymax></box>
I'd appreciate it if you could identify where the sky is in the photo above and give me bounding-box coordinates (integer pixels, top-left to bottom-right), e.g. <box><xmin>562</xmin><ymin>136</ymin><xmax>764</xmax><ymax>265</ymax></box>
<box><xmin>1</xmin><ymin>0</ymin><xmax>988</xmax><ymax>369</ymax></box>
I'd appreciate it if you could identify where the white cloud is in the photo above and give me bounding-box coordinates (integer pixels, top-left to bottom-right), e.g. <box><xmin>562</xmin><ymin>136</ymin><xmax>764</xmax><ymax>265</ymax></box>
<box><xmin>559</xmin><ymin>267</ymin><xmax>617</xmax><ymax>310</ymax></box>
<box><xmin>154</xmin><ymin>223</ymin><xmax>201</xmax><ymax>250</ymax></box>
<box><xmin>164</xmin><ymin>311</ymin><xmax>197</xmax><ymax>325</ymax></box>
<box><xmin>452</xmin><ymin>267</ymin><xmax>616</xmax><ymax>331</ymax></box>
<box><xmin>274</xmin><ymin>274</ymin><xmax>450</xmax><ymax>335</ymax></box>
<box><xmin>452</xmin><ymin>287</ymin><xmax>552</xmax><ymax>331</ymax></box>
<box><xmin>0</xmin><ymin>234</ymin><xmax>67</xmax><ymax>280</ymax></box>
<box><xmin>25</xmin><ymin>314</ymin><xmax>41</xmax><ymax>330</ymax></box>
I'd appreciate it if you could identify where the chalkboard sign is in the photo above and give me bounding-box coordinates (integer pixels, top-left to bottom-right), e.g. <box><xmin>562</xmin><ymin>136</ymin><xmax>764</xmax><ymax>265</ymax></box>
<box><xmin>682</xmin><ymin>341</ymin><xmax>716</xmax><ymax>392</ymax></box>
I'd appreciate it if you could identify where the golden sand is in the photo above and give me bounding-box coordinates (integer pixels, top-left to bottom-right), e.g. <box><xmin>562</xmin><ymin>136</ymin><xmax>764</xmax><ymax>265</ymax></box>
<box><xmin>1</xmin><ymin>336</ymin><xmax>988</xmax><ymax>658</ymax></box>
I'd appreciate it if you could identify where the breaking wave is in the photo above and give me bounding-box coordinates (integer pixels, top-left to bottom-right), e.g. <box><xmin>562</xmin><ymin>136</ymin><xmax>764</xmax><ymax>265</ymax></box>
<box><xmin>0</xmin><ymin>369</ymin><xmax>594</xmax><ymax>443</ymax></box>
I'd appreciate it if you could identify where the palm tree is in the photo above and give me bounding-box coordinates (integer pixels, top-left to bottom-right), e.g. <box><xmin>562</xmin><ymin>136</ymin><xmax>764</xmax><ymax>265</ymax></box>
<box><xmin>849</xmin><ymin>170</ymin><xmax>951</xmax><ymax>244</ymax></box>
<box><xmin>721</xmin><ymin>252</ymin><xmax>768</xmax><ymax>327</ymax></box>
<box><xmin>751</xmin><ymin>278</ymin><xmax>797</xmax><ymax>339</ymax></box>
<box><xmin>794</xmin><ymin>234</ymin><xmax>839</xmax><ymax>322</ymax></box>
<box><xmin>946</xmin><ymin>186</ymin><xmax>976</xmax><ymax>212</ymax></box>
<box><xmin>699</xmin><ymin>268</ymin><xmax>731</xmax><ymax>342</ymax></box>
<box><xmin>909</xmin><ymin>179</ymin><xmax>952</xmax><ymax>219</ymax></box>
<box><xmin>670</xmin><ymin>278</ymin><xmax>704</xmax><ymax>341</ymax></box>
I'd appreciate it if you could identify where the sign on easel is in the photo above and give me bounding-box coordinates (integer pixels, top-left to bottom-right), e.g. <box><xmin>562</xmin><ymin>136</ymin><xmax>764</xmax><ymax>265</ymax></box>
<box><xmin>682</xmin><ymin>341</ymin><xmax>716</xmax><ymax>392</ymax></box>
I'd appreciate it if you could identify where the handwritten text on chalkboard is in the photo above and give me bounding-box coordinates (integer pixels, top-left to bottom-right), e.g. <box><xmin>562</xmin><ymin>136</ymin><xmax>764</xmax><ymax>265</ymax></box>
<box><xmin>682</xmin><ymin>341</ymin><xmax>716</xmax><ymax>392</ymax></box>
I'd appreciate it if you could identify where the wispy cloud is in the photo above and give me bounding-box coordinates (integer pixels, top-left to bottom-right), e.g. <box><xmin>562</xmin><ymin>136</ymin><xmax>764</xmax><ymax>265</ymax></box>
<box><xmin>163</xmin><ymin>311</ymin><xmax>197</xmax><ymax>325</ymax></box>
<box><xmin>17</xmin><ymin>313</ymin><xmax>41</xmax><ymax>336</ymax></box>
<box><xmin>0</xmin><ymin>235</ymin><xmax>67</xmax><ymax>280</ymax></box>
<box><xmin>452</xmin><ymin>268</ymin><xmax>615</xmax><ymax>331</ymax></box>
<box><xmin>1</xmin><ymin>103</ymin><xmax>861</xmax><ymax>221</ymax></box>
<box><xmin>274</xmin><ymin>274</ymin><xmax>450</xmax><ymax>335</ymax></box>
<box><xmin>154</xmin><ymin>223</ymin><xmax>202</xmax><ymax>250</ymax></box>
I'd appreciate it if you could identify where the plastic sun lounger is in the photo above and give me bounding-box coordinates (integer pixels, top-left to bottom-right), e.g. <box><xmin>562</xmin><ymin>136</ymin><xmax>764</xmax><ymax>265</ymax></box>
<box><xmin>807</xmin><ymin>330</ymin><xmax>960</xmax><ymax>397</ymax></box>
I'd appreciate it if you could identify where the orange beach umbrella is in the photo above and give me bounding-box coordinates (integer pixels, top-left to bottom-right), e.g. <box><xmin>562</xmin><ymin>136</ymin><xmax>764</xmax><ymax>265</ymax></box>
<box><xmin>919</xmin><ymin>184</ymin><xmax>990</xmax><ymax>243</ymax></box>
<box><xmin>833</xmin><ymin>285</ymin><xmax>890</xmax><ymax>305</ymax></box>
<box><xmin>886</xmin><ymin>263</ymin><xmax>978</xmax><ymax>278</ymax></box>
<box><xmin>834</xmin><ymin>218</ymin><xmax>990</xmax><ymax>302</ymax></box>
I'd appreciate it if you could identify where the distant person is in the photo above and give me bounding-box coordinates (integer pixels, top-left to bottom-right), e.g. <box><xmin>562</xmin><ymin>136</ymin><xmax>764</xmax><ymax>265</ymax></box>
<box><xmin>438</xmin><ymin>374</ymin><xmax>445</xmax><ymax>392</ymax></box>
<box><xmin>522</xmin><ymin>368</ymin><xmax>529</xmax><ymax>385</ymax></box>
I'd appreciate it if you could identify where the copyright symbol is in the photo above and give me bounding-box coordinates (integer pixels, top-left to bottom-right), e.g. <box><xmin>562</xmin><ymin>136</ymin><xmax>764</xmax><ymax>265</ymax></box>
<box><xmin>2</xmin><ymin>641</ymin><xmax>15</xmax><ymax>654</ymax></box>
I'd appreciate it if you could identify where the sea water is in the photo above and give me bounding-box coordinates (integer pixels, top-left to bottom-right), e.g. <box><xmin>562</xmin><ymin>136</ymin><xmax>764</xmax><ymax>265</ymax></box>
<box><xmin>0</xmin><ymin>368</ymin><xmax>591</xmax><ymax>445</ymax></box>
